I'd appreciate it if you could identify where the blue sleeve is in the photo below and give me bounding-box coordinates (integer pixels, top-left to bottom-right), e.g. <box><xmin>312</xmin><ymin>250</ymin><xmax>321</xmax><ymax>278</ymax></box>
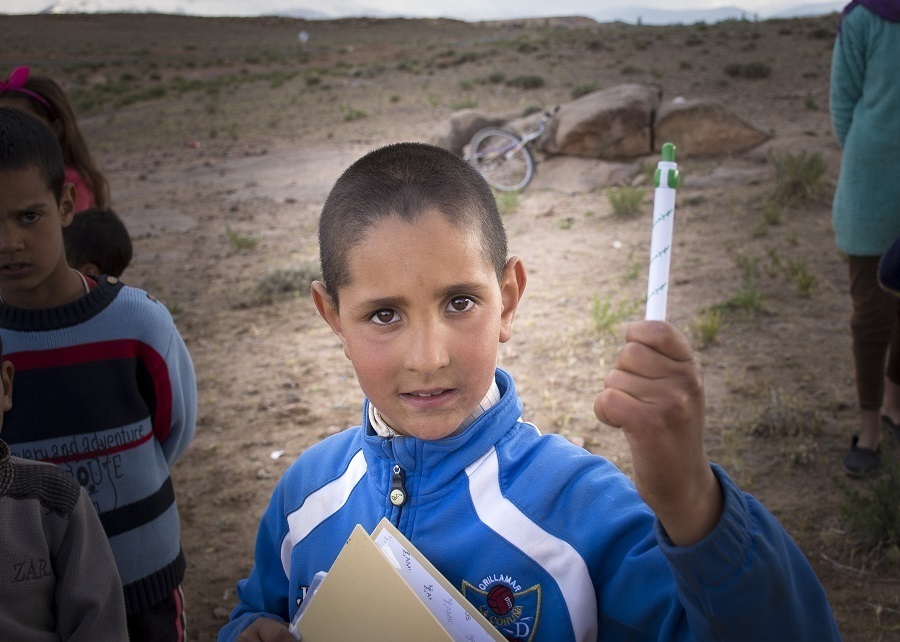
<box><xmin>218</xmin><ymin>477</ymin><xmax>292</xmax><ymax>641</ymax></box>
<box><xmin>658</xmin><ymin>465</ymin><xmax>842</xmax><ymax>641</ymax></box>
<box><xmin>830</xmin><ymin>13</ymin><xmax>866</xmax><ymax>148</ymax></box>
<box><xmin>158</xmin><ymin>318</ymin><xmax>196</xmax><ymax>465</ymax></box>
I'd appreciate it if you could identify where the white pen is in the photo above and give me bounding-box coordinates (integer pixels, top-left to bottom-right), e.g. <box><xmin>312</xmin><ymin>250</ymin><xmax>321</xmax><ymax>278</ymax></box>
<box><xmin>645</xmin><ymin>143</ymin><xmax>680</xmax><ymax>321</ymax></box>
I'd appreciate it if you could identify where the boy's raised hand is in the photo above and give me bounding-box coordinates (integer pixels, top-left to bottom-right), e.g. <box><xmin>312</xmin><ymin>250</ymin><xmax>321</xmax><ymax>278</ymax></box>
<box><xmin>594</xmin><ymin>320</ymin><xmax>723</xmax><ymax>547</ymax></box>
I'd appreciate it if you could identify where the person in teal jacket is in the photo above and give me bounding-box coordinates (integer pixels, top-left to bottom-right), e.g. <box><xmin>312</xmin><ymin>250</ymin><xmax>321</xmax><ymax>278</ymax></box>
<box><xmin>830</xmin><ymin>0</ymin><xmax>900</xmax><ymax>475</ymax></box>
<box><xmin>221</xmin><ymin>142</ymin><xmax>841</xmax><ymax>641</ymax></box>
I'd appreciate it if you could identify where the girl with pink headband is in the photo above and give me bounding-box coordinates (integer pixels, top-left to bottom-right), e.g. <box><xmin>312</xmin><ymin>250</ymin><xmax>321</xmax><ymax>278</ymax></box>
<box><xmin>0</xmin><ymin>66</ymin><xmax>109</xmax><ymax>212</ymax></box>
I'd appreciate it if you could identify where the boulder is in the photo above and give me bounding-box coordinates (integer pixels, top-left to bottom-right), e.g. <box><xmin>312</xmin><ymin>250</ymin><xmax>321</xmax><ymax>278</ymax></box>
<box><xmin>529</xmin><ymin>156</ymin><xmax>643</xmax><ymax>194</ymax></box>
<box><xmin>686</xmin><ymin>164</ymin><xmax>770</xmax><ymax>189</ymax></box>
<box><xmin>538</xmin><ymin>83</ymin><xmax>662</xmax><ymax>159</ymax></box>
<box><xmin>430</xmin><ymin>109</ymin><xmax>507</xmax><ymax>156</ymax></box>
<box><xmin>744</xmin><ymin>135</ymin><xmax>839</xmax><ymax>165</ymax></box>
<box><xmin>654</xmin><ymin>99</ymin><xmax>770</xmax><ymax>158</ymax></box>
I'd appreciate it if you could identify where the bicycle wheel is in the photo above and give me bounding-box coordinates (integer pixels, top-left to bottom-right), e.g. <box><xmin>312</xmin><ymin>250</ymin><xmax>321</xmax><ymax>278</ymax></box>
<box><xmin>469</xmin><ymin>128</ymin><xmax>535</xmax><ymax>192</ymax></box>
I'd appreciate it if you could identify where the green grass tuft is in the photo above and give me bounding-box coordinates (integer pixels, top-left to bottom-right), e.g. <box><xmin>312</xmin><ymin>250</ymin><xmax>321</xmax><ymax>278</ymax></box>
<box><xmin>836</xmin><ymin>442</ymin><xmax>900</xmax><ymax>554</ymax></box>
<box><xmin>225</xmin><ymin>225</ymin><xmax>260</xmax><ymax>251</ymax></box>
<box><xmin>771</xmin><ymin>150</ymin><xmax>827</xmax><ymax>204</ymax></box>
<box><xmin>713</xmin><ymin>287</ymin><xmax>767</xmax><ymax>314</ymax></box>
<box><xmin>692</xmin><ymin>309</ymin><xmax>724</xmax><ymax>347</ymax></box>
<box><xmin>592</xmin><ymin>294</ymin><xmax>639</xmax><ymax>337</ymax></box>
<box><xmin>506</xmin><ymin>75</ymin><xmax>545</xmax><ymax>90</ymax></box>
<box><xmin>494</xmin><ymin>189</ymin><xmax>520</xmax><ymax>215</ymax></box>
<box><xmin>607</xmin><ymin>186</ymin><xmax>645</xmax><ymax>217</ymax></box>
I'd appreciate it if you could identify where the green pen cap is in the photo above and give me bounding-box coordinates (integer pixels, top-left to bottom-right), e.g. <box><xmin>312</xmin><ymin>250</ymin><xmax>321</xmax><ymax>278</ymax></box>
<box><xmin>654</xmin><ymin>143</ymin><xmax>679</xmax><ymax>189</ymax></box>
<box><xmin>661</xmin><ymin>142</ymin><xmax>676</xmax><ymax>163</ymax></box>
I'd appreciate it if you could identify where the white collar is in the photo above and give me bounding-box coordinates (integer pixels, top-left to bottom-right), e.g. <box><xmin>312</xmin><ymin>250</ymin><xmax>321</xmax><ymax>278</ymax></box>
<box><xmin>368</xmin><ymin>378</ymin><xmax>501</xmax><ymax>438</ymax></box>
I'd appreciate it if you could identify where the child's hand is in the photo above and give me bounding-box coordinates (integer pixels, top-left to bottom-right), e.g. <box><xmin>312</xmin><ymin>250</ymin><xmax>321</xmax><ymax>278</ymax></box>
<box><xmin>593</xmin><ymin>320</ymin><xmax>723</xmax><ymax>546</ymax></box>
<box><xmin>237</xmin><ymin>617</ymin><xmax>296</xmax><ymax>642</ymax></box>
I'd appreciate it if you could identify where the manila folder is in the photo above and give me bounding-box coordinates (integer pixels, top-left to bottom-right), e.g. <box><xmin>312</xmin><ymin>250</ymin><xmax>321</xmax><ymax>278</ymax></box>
<box><xmin>297</xmin><ymin>520</ymin><xmax>504</xmax><ymax>641</ymax></box>
<box><xmin>296</xmin><ymin>522</ymin><xmax>452</xmax><ymax>641</ymax></box>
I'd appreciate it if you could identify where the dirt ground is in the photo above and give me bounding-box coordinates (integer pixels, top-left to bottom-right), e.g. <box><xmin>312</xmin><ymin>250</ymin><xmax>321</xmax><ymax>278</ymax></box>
<box><xmin>2</xmin><ymin>11</ymin><xmax>899</xmax><ymax>640</ymax></box>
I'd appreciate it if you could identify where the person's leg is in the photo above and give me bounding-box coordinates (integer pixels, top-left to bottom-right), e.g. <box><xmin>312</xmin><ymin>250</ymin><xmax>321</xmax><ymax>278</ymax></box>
<box><xmin>846</xmin><ymin>256</ymin><xmax>895</xmax><ymax>473</ymax></box>
<box><xmin>126</xmin><ymin>584</ymin><xmax>186</xmax><ymax>642</ymax></box>
<box><xmin>857</xmin><ymin>409</ymin><xmax>881</xmax><ymax>450</ymax></box>
<box><xmin>882</xmin><ymin>300</ymin><xmax>900</xmax><ymax>437</ymax></box>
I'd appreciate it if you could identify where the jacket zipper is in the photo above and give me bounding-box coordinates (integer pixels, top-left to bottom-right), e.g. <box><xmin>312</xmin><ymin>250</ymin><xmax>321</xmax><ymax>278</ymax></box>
<box><xmin>389</xmin><ymin>463</ymin><xmax>407</xmax><ymax>523</ymax></box>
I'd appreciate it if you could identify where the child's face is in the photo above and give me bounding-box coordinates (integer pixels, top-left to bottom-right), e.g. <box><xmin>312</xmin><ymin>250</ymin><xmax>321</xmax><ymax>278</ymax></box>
<box><xmin>0</xmin><ymin>166</ymin><xmax>76</xmax><ymax>309</ymax></box>
<box><xmin>313</xmin><ymin>210</ymin><xmax>525</xmax><ymax>441</ymax></box>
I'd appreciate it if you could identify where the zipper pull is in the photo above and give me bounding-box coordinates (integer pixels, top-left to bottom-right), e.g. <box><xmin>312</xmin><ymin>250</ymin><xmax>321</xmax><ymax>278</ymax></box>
<box><xmin>390</xmin><ymin>464</ymin><xmax>407</xmax><ymax>507</ymax></box>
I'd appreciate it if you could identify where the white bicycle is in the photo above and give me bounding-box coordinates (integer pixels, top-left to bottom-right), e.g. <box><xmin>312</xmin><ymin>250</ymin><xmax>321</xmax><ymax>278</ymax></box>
<box><xmin>468</xmin><ymin>105</ymin><xmax>559</xmax><ymax>192</ymax></box>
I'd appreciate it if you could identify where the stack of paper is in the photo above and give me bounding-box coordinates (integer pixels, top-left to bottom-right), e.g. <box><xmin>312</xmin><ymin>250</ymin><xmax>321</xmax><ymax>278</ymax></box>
<box><xmin>292</xmin><ymin>518</ymin><xmax>504</xmax><ymax>641</ymax></box>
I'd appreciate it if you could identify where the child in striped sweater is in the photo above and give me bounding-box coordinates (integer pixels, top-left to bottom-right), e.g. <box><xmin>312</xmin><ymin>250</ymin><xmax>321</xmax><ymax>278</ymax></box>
<box><xmin>0</xmin><ymin>106</ymin><xmax>196</xmax><ymax>641</ymax></box>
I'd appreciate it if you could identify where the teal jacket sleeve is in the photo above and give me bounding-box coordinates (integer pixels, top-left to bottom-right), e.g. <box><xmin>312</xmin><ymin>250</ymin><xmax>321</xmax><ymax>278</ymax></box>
<box><xmin>830</xmin><ymin>14</ymin><xmax>866</xmax><ymax>148</ymax></box>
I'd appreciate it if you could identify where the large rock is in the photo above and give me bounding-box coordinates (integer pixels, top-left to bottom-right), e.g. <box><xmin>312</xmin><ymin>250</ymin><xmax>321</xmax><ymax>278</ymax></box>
<box><xmin>654</xmin><ymin>99</ymin><xmax>770</xmax><ymax>158</ymax></box>
<box><xmin>686</xmin><ymin>164</ymin><xmax>770</xmax><ymax>189</ymax></box>
<box><xmin>430</xmin><ymin>109</ymin><xmax>507</xmax><ymax>156</ymax></box>
<box><xmin>538</xmin><ymin>83</ymin><xmax>662</xmax><ymax>159</ymax></box>
<box><xmin>744</xmin><ymin>134</ymin><xmax>839</xmax><ymax>165</ymax></box>
<box><xmin>529</xmin><ymin>156</ymin><xmax>642</xmax><ymax>194</ymax></box>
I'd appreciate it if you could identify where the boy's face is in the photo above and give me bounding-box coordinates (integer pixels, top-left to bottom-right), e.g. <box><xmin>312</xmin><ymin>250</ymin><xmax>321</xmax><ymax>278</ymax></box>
<box><xmin>0</xmin><ymin>166</ymin><xmax>76</xmax><ymax>309</ymax></box>
<box><xmin>313</xmin><ymin>210</ymin><xmax>525</xmax><ymax>441</ymax></box>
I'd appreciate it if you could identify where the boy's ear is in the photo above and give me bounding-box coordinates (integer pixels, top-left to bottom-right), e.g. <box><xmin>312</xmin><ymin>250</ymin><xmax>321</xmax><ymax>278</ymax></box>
<box><xmin>499</xmin><ymin>256</ymin><xmax>527</xmax><ymax>344</ymax></box>
<box><xmin>77</xmin><ymin>261</ymin><xmax>101</xmax><ymax>276</ymax></box>
<box><xmin>1</xmin><ymin>360</ymin><xmax>14</xmax><ymax>413</ymax></box>
<box><xmin>311</xmin><ymin>281</ymin><xmax>351</xmax><ymax>359</ymax></box>
<box><xmin>59</xmin><ymin>183</ymin><xmax>77</xmax><ymax>227</ymax></box>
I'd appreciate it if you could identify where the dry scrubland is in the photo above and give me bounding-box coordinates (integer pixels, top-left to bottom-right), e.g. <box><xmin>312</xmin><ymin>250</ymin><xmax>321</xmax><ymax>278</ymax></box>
<box><xmin>1</xmin><ymin>11</ymin><xmax>899</xmax><ymax>640</ymax></box>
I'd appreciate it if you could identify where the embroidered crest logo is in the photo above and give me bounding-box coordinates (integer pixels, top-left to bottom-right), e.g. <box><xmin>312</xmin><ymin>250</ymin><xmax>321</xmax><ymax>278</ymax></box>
<box><xmin>462</xmin><ymin>574</ymin><xmax>541</xmax><ymax>642</ymax></box>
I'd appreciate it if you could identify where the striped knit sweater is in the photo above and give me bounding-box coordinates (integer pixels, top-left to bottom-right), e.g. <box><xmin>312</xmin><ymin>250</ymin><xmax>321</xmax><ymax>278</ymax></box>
<box><xmin>0</xmin><ymin>276</ymin><xmax>197</xmax><ymax>616</ymax></box>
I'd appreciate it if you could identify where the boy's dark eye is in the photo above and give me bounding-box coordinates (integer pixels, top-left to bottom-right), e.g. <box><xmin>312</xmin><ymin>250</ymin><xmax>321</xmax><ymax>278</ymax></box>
<box><xmin>447</xmin><ymin>296</ymin><xmax>475</xmax><ymax>312</ymax></box>
<box><xmin>371</xmin><ymin>309</ymin><xmax>398</xmax><ymax>325</ymax></box>
<box><xmin>20</xmin><ymin>211</ymin><xmax>41</xmax><ymax>223</ymax></box>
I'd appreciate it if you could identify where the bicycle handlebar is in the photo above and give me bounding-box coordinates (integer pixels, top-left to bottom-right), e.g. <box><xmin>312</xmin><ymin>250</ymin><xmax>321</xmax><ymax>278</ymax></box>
<box><xmin>539</xmin><ymin>105</ymin><xmax>559</xmax><ymax>125</ymax></box>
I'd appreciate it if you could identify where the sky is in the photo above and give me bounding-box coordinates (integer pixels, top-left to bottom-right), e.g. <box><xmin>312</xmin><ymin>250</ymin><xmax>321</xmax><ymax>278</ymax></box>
<box><xmin>2</xmin><ymin>0</ymin><xmax>841</xmax><ymax>21</ymax></box>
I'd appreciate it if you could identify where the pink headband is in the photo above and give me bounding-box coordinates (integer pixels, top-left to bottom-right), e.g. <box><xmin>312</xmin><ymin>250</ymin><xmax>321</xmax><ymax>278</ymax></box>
<box><xmin>0</xmin><ymin>66</ymin><xmax>60</xmax><ymax>121</ymax></box>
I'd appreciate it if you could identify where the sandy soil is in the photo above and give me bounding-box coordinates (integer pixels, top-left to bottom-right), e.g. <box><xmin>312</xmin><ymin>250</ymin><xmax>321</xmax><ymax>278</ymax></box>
<box><xmin>2</xmin><ymin>11</ymin><xmax>899</xmax><ymax>640</ymax></box>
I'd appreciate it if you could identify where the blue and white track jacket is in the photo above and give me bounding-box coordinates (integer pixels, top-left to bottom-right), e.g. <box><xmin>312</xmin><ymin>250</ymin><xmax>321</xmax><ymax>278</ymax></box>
<box><xmin>221</xmin><ymin>369</ymin><xmax>840</xmax><ymax>641</ymax></box>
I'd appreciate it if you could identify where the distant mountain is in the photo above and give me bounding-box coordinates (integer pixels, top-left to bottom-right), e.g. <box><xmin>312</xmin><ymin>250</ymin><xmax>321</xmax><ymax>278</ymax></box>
<box><xmin>588</xmin><ymin>5</ymin><xmax>754</xmax><ymax>25</ymax></box>
<box><xmin>771</xmin><ymin>1</ymin><xmax>844</xmax><ymax>19</ymax></box>
<box><xmin>32</xmin><ymin>0</ymin><xmax>843</xmax><ymax>23</ymax></box>
<box><xmin>586</xmin><ymin>3</ymin><xmax>843</xmax><ymax>25</ymax></box>
<box><xmin>39</xmin><ymin>0</ymin><xmax>347</xmax><ymax>18</ymax></box>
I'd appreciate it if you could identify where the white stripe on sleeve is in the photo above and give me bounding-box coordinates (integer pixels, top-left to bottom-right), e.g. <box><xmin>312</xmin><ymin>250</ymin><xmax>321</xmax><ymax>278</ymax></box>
<box><xmin>465</xmin><ymin>447</ymin><xmax>598</xmax><ymax>642</ymax></box>
<box><xmin>280</xmin><ymin>449</ymin><xmax>368</xmax><ymax>576</ymax></box>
